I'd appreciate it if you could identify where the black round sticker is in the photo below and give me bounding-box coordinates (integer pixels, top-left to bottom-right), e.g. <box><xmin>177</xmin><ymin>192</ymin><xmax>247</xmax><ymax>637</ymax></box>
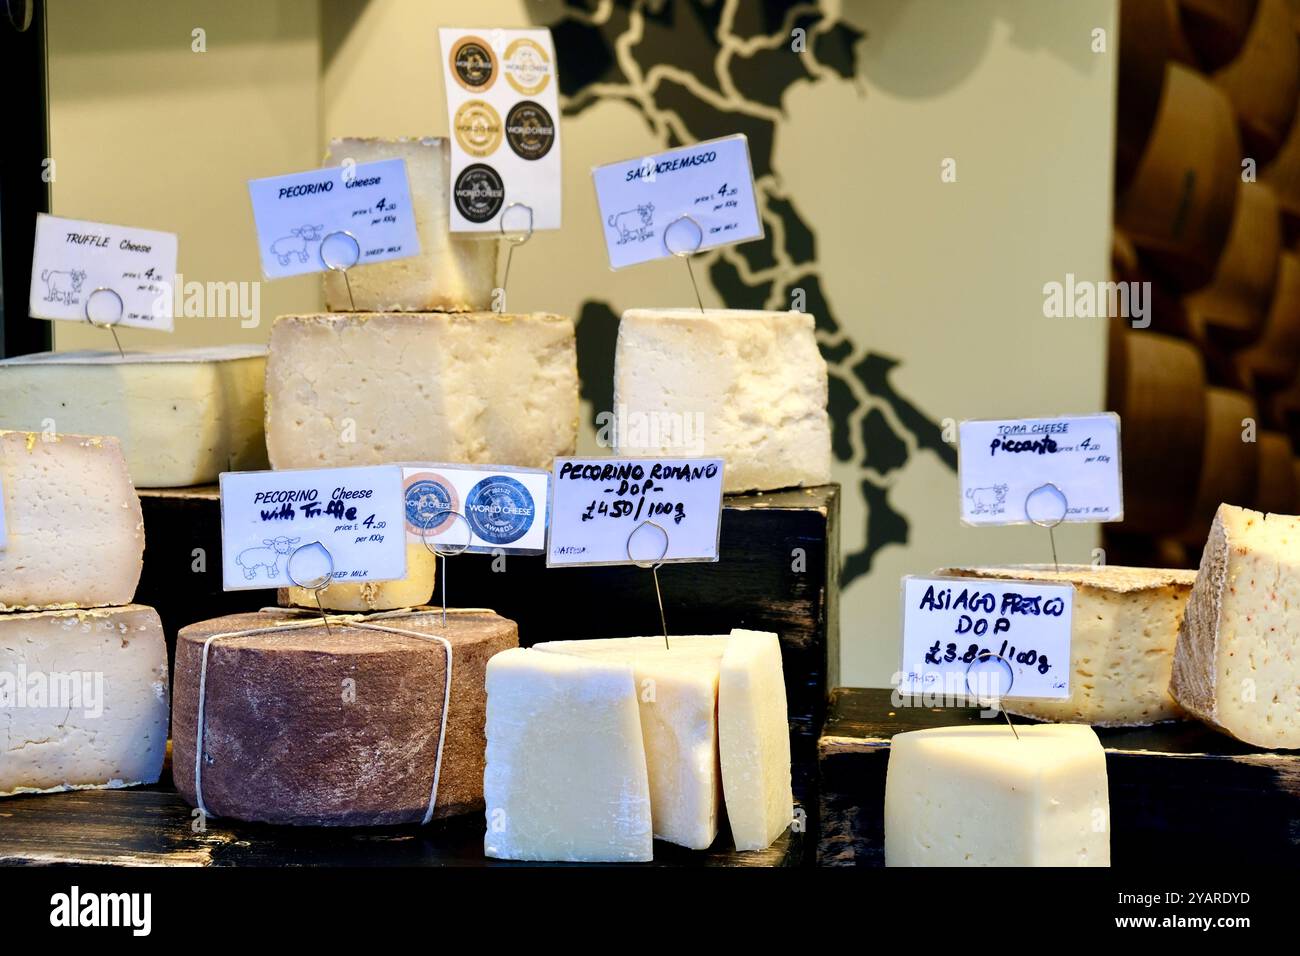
<box><xmin>505</xmin><ymin>101</ymin><xmax>556</xmax><ymax>161</ymax></box>
<box><xmin>454</xmin><ymin>164</ymin><xmax>506</xmax><ymax>223</ymax></box>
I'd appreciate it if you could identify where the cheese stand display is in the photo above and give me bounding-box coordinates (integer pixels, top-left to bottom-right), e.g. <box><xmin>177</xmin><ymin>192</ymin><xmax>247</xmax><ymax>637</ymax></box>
<box><xmin>0</xmin><ymin>346</ymin><xmax>268</xmax><ymax>488</ymax></box>
<box><xmin>0</xmin><ymin>430</ymin><xmax>169</xmax><ymax>797</ymax></box>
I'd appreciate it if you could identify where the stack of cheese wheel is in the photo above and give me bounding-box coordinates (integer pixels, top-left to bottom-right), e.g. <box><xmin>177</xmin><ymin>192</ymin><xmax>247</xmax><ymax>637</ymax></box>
<box><xmin>1116</xmin><ymin>0</ymin><xmax>1194</xmax><ymax>192</ymax></box>
<box><xmin>1236</xmin><ymin>250</ymin><xmax>1300</xmax><ymax>389</ymax></box>
<box><xmin>1116</xmin><ymin>63</ymin><xmax>1240</xmax><ymax>289</ymax></box>
<box><xmin>1177</xmin><ymin>0</ymin><xmax>1256</xmax><ymax>68</ymax></box>
<box><xmin>1182</xmin><ymin>387</ymin><xmax>1259</xmax><ymax>543</ymax></box>
<box><xmin>1255</xmin><ymin>430</ymin><xmax>1300</xmax><ymax>513</ymax></box>
<box><xmin>1205</xmin><ymin>0</ymin><xmax>1300</xmax><ymax>161</ymax></box>
<box><xmin>1108</xmin><ymin>323</ymin><xmax>1207</xmax><ymax>533</ymax></box>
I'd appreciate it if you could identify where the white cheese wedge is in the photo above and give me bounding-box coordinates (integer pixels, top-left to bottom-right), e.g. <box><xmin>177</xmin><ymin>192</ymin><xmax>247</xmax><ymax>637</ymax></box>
<box><xmin>0</xmin><ymin>605</ymin><xmax>168</xmax><ymax>797</ymax></box>
<box><xmin>534</xmin><ymin>635</ymin><xmax>727</xmax><ymax>850</ymax></box>
<box><xmin>0</xmin><ymin>430</ymin><xmax>143</xmax><ymax>610</ymax></box>
<box><xmin>939</xmin><ymin>565</ymin><xmax>1195</xmax><ymax>726</ymax></box>
<box><xmin>884</xmin><ymin>723</ymin><xmax>1110</xmax><ymax>866</ymax></box>
<box><xmin>283</xmin><ymin>543</ymin><xmax>436</xmax><ymax>611</ymax></box>
<box><xmin>265</xmin><ymin>312</ymin><xmax>578</xmax><ymax>470</ymax></box>
<box><xmin>612</xmin><ymin>309</ymin><xmax>831</xmax><ymax>493</ymax></box>
<box><xmin>1172</xmin><ymin>504</ymin><xmax>1300</xmax><ymax>748</ymax></box>
<box><xmin>483</xmin><ymin>647</ymin><xmax>653</xmax><ymax>862</ymax></box>
<box><xmin>322</xmin><ymin>137</ymin><xmax>497</xmax><ymax>312</ymax></box>
<box><xmin>719</xmin><ymin>629</ymin><xmax>794</xmax><ymax>850</ymax></box>
<box><xmin>0</xmin><ymin>346</ymin><xmax>267</xmax><ymax>488</ymax></box>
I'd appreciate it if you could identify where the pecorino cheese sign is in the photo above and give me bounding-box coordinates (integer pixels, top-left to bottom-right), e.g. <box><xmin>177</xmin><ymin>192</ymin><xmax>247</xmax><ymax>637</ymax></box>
<box><xmin>218</xmin><ymin>465</ymin><xmax>407</xmax><ymax>591</ymax></box>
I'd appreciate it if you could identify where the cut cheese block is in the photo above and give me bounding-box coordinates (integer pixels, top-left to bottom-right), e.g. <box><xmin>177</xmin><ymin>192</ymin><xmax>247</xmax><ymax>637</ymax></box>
<box><xmin>1172</xmin><ymin>504</ymin><xmax>1300</xmax><ymax>748</ymax></box>
<box><xmin>939</xmin><ymin>565</ymin><xmax>1196</xmax><ymax>726</ymax></box>
<box><xmin>884</xmin><ymin>723</ymin><xmax>1110</xmax><ymax>866</ymax></box>
<box><xmin>613</xmin><ymin>309</ymin><xmax>831</xmax><ymax>493</ymax></box>
<box><xmin>0</xmin><ymin>430</ymin><xmax>143</xmax><ymax>610</ymax></box>
<box><xmin>534</xmin><ymin>635</ymin><xmax>726</xmax><ymax>850</ymax></box>
<box><xmin>322</xmin><ymin>137</ymin><xmax>496</xmax><ymax>312</ymax></box>
<box><xmin>265</xmin><ymin>312</ymin><xmax>578</xmax><ymax>470</ymax></box>
<box><xmin>172</xmin><ymin>608</ymin><xmax>517</xmax><ymax>825</ymax></box>
<box><xmin>0</xmin><ymin>346</ymin><xmax>267</xmax><ymax>488</ymax></box>
<box><xmin>0</xmin><ymin>605</ymin><xmax>168</xmax><ymax>797</ymax></box>
<box><xmin>719</xmin><ymin>629</ymin><xmax>794</xmax><ymax>850</ymax></box>
<box><xmin>282</xmin><ymin>542</ymin><xmax>436</xmax><ymax>611</ymax></box>
<box><xmin>483</xmin><ymin>647</ymin><xmax>653</xmax><ymax>862</ymax></box>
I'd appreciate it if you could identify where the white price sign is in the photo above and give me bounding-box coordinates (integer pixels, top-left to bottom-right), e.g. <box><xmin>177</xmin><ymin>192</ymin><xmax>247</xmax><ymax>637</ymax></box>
<box><xmin>547</xmin><ymin>458</ymin><xmax>724</xmax><ymax>567</ymax></box>
<box><xmin>29</xmin><ymin>214</ymin><xmax>178</xmax><ymax>332</ymax></box>
<box><xmin>591</xmin><ymin>134</ymin><xmax>764</xmax><ymax>269</ymax></box>
<box><xmin>958</xmin><ymin>413</ymin><xmax>1123</xmax><ymax>526</ymax></box>
<box><xmin>898</xmin><ymin>576</ymin><xmax>1073</xmax><ymax>700</ymax></box>
<box><xmin>247</xmin><ymin>159</ymin><xmax>421</xmax><ymax>279</ymax></box>
<box><xmin>219</xmin><ymin>466</ymin><xmax>407</xmax><ymax>591</ymax></box>
<box><xmin>401</xmin><ymin>463</ymin><xmax>549</xmax><ymax>555</ymax></box>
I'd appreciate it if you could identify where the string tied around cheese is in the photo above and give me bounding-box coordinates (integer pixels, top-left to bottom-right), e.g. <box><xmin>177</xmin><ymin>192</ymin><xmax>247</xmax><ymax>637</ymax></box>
<box><xmin>419</xmin><ymin>508</ymin><xmax>474</xmax><ymax>627</ymax></box>
<box><xmin>496</xmin><ymin>202</ymin><xmax>534</xmax><ymax>313</ymax></box>
<box><xmin>320</xmin><ymin>229</ymin><xmax>361</xmax><ymax>310</ymax></box>
<box><xmin>664</xmin><ymin>214</ymin><xmax>706</xmax><ymax>313</ymax></box>
<box><xmin>84</xmin><ymin>286</ymin><xmax>126</xmax><ymax>358</ymax></box>
<box><xmin>192</xmin><ymin>605</ymin><xmax>457</xmax><ymax>826</ymax></box>
<box><xmin>1025</xmin><ymin>482</ymin><xmax>1068</xmax><ymax>573</ymax></box>
<box><xmin>964</xmin><ymin>651</ymin><xmax>1019</xmax><ymax>739</ymax></box>
<box><xmin>627</xmin><ymin>519</ymin><xmax>671</xmax><ymax>650</ymax></box>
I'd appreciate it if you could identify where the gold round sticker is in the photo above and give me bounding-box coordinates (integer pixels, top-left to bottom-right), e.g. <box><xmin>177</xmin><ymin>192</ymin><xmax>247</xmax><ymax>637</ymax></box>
<box><xmin>503</xmin><ymin>37</ymin><xmax>551</xmax><ymax>96</ymax></box>
<box><xmin>449</xmin><ymin>35</ymin><xmax>497</xmax><ymax>91</ymax></box>
<box><xmin>453</xmin><ymin>100</ymin><xmax>504</xmax><ymax>158</ymax></box>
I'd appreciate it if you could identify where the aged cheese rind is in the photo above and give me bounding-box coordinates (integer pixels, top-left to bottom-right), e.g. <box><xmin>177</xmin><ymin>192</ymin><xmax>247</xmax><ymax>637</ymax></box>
<box><xmin>939</xmin><ymin>564</ymin><xmax>1195</xmax><ymax>726</ymax></box>
<box><xmin>323</xmin><ymin>137</ymin><xmax>497</xmax><ymax>312</ymax></box>
<box><xmin>283</xmin><ymin>543</ymin><xmax>436</xmax><ymax>611</ymax></box>
<box><xmin>0</xmin><ymin>430</ymin><xmax>143</xmax><ymax>610</ymax></box>
<box><xmin>0</xmin><ymin>605</ymin><xmax>168</xmax><ymax>797</ymax></box>
<box><xmin>0</xmin><ymin>346</ymin><xmax>267</xmax><ymax>487</ymax></box>
<box><xmin>483</xmin><ymin>647</ymin><xmax>653</xmax><ymax>862</ymax></box>
<box><xmin>612</xmin><ymin>309</ymin><xmax>832</xmax><ymax>493</ymax></box>
<box><xmin>172</xmin><ymin>608</ymin><xmax>517</xmax><ymax>826</ymax></box>
<box><xmin>884</xmin><ymin>723</ymin><xmax>1110</xmax><ymax>867</ymax></box>
<box><xmin>265</xmin><ymin>312</ymin><xmax>578</xmax><ymax>470</ymax></box>
<box><xmin>1171</xmin><ymin>504</ymin><xmax>1300</xmax><ymax>748</ymax></box>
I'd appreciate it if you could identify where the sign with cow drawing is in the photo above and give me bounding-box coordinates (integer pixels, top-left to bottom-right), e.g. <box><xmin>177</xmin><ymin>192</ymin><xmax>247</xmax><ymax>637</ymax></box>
<box><xmin>28</xmin><ymin>213</ymin><xmax>178</xmax><ymax>331</ymax></box>
<box><xmin>246</xmin><ymin>158</ymin><xmax>420</xmax><ymax>279</ymax></box>
<box><xmin>591</xmin><ymin>134</ymin><xmax>764</xmax><ymax>269</ymax></box>
<box><xmin>957</xmin><ymin>414</ymin><xmax>1124</xmax><ymax>526</ymax></box>
<box><xmin>218</xmin><ymin>465</ymin><xmax>407</xmax><ymax>591</ymax></box>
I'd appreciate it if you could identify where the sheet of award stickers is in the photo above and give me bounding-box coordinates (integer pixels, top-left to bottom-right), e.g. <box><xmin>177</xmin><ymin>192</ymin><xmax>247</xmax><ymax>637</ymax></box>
<box><xmin>547</xmin><ymin>457</ymin><xmax>725</xmax><ymax>567</ymax></box>
<box><xmin>439</xmin><ymin>27</ymin><xmax>563</xmax><ymax>232</ymax></box>
<box><xmin>219</xmin><ymin>465</ymin><xmax>407</xmax><ymax>591</ymax></box>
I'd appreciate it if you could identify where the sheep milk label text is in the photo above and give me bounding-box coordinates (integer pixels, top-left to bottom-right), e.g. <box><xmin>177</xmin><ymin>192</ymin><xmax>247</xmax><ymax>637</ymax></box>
<box><xmin>591</xmin><ymin>134</ymin><xmax>764</xmax><ymax>269</ymax></box>
<box><xmin>247</xmin><ymin>159</ymin><xmax>421</xmax><ymax>279</ymax></box>
<box><xmin>957</xmin><ymin>413</ymin><xmax>1123</xmax><ymax>526</ymax></box>
<box><xmin>219</xmin><ymin>465</ymin><xmax>407</xmax><ymax>591</ymax></box>
<box><xmin>29</xmin><ymin>213</ymin><xmax>178</xmax><ymax>331</ymax></box>
<box><xmin>899</xmin><ymin>576</ymin><xmax>1074</xmax><ymax>700</ymax></box>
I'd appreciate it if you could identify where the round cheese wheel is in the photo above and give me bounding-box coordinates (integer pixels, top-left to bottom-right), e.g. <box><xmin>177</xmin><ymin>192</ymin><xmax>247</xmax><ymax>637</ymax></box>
<box><xmin>1178</xmin><ymin>0</ymin><xmax>1256</xmax><ymax>69</ymax></box>
<box><xmin>1209</xmin><ymin>0</ymin><xmax>1300</xmax><ymax>161</ymax></box>
<box><xmin>172</xmin><ymin>608</ymin><xmax>517</xmax><ymax>826</ymax></box>
<box><xmin>1116</xmin><ymin>0</ymin><xmax>1195</xmax><ymax>192</ymax></box>
<box><xmin>282</xmin><ymin>543</ymin><xmax>437</xmax><ymax>612</ymax></box>
<box><xmin>1235</xmin><ymin>250</ymin><xmax>1300</xmax><ymax>387</ymax></box>
<box><xmin>1182</xmin><ymin>387</ymin><xmax>1259</xmax><ymax>542</ymax></box>
<box><xmin>1254</xmin><ymin>430</ymin><xmax>1299</xmax><ymax>513</ymax></box>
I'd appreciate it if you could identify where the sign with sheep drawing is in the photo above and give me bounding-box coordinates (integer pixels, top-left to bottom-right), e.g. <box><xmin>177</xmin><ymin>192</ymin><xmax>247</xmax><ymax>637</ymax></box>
<box><xmin>219</xmin><ymin>465</ymin><xmax>407</xmax><ymax>591</ymax></box>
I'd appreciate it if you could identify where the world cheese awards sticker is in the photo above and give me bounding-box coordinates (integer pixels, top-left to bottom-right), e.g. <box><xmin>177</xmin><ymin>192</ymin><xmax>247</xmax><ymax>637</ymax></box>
<box><xmin>453</xmin><ymin>164</ymin><xmax>506</xmax><ymax>224</ymax></box>
<box><xmin>465</xmin><ymin>475</ymin><xmax>535</xmax><ymax>545</ymax></box>
<box><xmin>454</xmin><ymin>100</ymin><xmax>504</xmax><ymax>158</ymax></box>
<box><xmin>505</xmin><ymin>101</ymin><xmax>556</xmax><ymax>161</ymax></box>
<box><xmin>449</xmin><ymin>35</ymin><xmax>497</xmax><ymax>91</ymax></box>
<box><xmin>503</xmin><ymin>37</ymin><xmax>551</xmax><ymax>95</ymax></box>
<box><xmin>404</xmin><ymin>472</ymin><xmax>461</xmax><ymax>537</ymax></box>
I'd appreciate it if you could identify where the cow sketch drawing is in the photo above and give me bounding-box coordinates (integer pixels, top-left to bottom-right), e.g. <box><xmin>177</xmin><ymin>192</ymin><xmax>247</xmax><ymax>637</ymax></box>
<box><xmin>236</xmin><ymin>536</ymin><xmax>300</xmax><ymax>579</ymax></box>
<box><xmin>270</xmin><ymin>224</ymin><xmax>325</xmax><ymax>266</ymax></box>
<box><xmin>608</xmin><ymin>204</ymin><xmax>654</xmax><ymax>244</ymax></box>
<box><xmin>40</xmin><ymin>269</ymin><xmax>87</xmax><ymax>304</ymax></box>
<box><xmin>966</xmin><ymin>484</ymin><xmax>1009</xmax><ymax>515</ymax></box>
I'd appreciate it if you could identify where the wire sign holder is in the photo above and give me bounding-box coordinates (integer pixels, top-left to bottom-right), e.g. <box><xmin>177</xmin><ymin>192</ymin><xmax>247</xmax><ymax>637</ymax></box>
<box><xmin>286</xmin><ymin>541</ymin><xmax>337</xmax><ymax>635</ymax></box>
<box><xmin>627</xmin><ymin>520</ymin><xmax>672</xmax><ymax>650</ymax></box>
<box><xmin>320</xmin><ymin>230</ymin><xmax>362</xmax><ymax>311</ymax></box>
<box><xmin>1025</xmin><ymin>482</ymin><xmax>1069</xmax><ymax>573</ymax></box>
<box><xmin>420</xmin><ymin>509</ymin><xmax>474</xmax><ymax>627</ymax></box>
<box><xmin>965</xmin><ymin>652</ymin><xmax>1020</xmax><ymax>739</ymax></box>
<box><xmin>664</xmin><ymin>214</ymin><xmax>706</xmax><ymax>313</ymax></box>
<box><xmin>497</xmin><ymin>202</ymin><xmax>534</xmax><ymax>312</ymax></box>
<box><xmin>84</xmin><ymin>287</ymin><xmax>126</xmax><ymax>358</ymax></box>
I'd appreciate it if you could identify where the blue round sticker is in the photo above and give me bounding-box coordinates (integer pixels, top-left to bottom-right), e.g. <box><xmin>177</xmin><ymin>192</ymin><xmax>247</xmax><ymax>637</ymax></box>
<box><xmin>405</xmin><ymin>476</ymin><xmax>457</xmax><ymax>536</ymax></box>
<box><xmin>465</xmin><ymin>475</ymin><xmax>534</xmax><ymax>545</ymax></box>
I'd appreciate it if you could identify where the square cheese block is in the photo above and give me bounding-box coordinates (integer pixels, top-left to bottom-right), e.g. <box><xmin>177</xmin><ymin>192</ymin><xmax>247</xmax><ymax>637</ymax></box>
<box><xmin>613</xmin><ymin>309</ymin><xmax>831</xmax><ymax>493</ymax></box>
<box><xmin>483</xmin><ymin>647</ymin><xmax>653</xmax><ymax>862</ymax></box>
<box><xmin>0</xmin><ymin>346</ymin><xmax>268</xmax><ymax>488</ymax></box>
<box><xmin>282</xmin><ymin>543</ymin><xmax>437</xmax><ymax>612</ymax></box>
<box><xmin>534</xmin><ymin>635</ymin><xmax>727</xmax><ymax>850</ymax></box>
<box><xmin>1172</xmin><ymin>504</ymin><xmax>1300</xmax><ymax>748</ymax></box>
<box><xmin>939</xmin><ymin>565</ymin><xmax>1196</xmax><ymax>726</ymax></box>
<box><xmin>266</xmin><ymin>312</ymin><xmax>578</xmax><ymax>470</ymax></box>
<box><xmin>172</xmin><ymin>608</ymin><xmax>518</xmax><ymax>825</ymax></box>
<box><xmin>0</xmin><ymin>430</ymin><xmax>144</xmax><ymax>610</ymax></box>
<box><xmin>323</xmin><ymin>137</ymin><xmax>497</xmax><ymax>312</ymax></box>
<box><xmin>0</xmin><ymin>605</ymin><xmax>168</xmax><ymax>797</ymax></box>
<box><xmin>884</xmin><ymin>724</ymin><xmax>1110</xmax><ymax>866</ymax></box>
